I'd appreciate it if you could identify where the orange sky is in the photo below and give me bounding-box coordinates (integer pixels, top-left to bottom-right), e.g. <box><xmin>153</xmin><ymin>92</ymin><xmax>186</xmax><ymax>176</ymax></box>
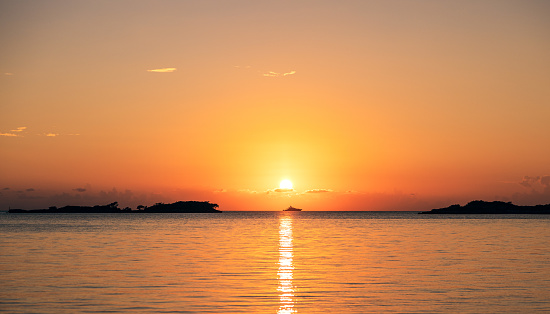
<box><xmin>1</xmin><ymin>1</ymin><xmax>550</xmax><ymax>210</ymax></box>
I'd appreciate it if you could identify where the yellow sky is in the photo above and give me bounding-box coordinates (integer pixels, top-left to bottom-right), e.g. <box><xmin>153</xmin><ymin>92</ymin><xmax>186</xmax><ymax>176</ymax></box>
<box><xmin>1</xmin><ymin>0</ymin><xmax>550</xmax><ymax>210</ymax></box>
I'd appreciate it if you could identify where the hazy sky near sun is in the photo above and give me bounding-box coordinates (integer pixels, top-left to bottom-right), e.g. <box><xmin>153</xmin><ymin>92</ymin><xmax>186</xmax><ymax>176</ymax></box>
<box><xmin>1</xmin><ymin>0</ymin><xmax>549</xmax><ymax>210</ymax></box>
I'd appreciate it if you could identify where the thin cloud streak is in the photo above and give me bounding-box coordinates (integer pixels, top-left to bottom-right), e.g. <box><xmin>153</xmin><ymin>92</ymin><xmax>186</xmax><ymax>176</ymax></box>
<box><xmin>147</xmin><ymin>68</ymin><xmax>177</xmax><ymax>73</ymax></box>
<box><xmin>1</xmin><ymin>126</ymin><xmax>27</xmax><ymax>137</ymax></box>
<box><xmin>262</xmin><ymin>71</ymin><xmax>279</xmax><ymax>77</ymax></box>
<box><xmin>262</xmin><ymin>70</ymin><xmax>296</xmax><ymax>77</ymax></box>
<box><xmin>304</xmin><ymin>189</ymin><xmax>333</xmax><ymax>194</ymax></box>
<box><xmin>273</xmin><ymin>188</ymin><xmax>294</xmax><ymax>193</ymax></box>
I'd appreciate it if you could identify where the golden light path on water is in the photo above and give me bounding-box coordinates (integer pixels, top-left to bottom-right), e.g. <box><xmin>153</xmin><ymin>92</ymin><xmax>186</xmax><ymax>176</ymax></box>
<box><xmin>278</xmin><ymin>214</ymin><xmax>296</xmax><ymax>313</ymax></box>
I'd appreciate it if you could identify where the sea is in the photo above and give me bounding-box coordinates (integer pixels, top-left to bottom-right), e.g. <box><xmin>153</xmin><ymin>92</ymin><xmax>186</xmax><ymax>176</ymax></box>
<box><xmin>1</xmin><ymin>211</ymin><xmax>549</xmax><ymax>313</ymax></box>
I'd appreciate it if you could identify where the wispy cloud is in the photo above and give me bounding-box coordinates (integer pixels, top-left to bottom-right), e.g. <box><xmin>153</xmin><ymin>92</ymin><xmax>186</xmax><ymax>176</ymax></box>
<box><xmin>268</xmin><ymin>188</ymin><xmax>294</xmax><ymax>193</ymax></box>
<box><xmin>304</xmin><ymin>189</ymin><xmax>333</xmax><ymax>194</ymax></box>
<box><xmin>238</xmin><ymin>189</ymin><xmax>258</xmax><ymax>194</ymax></box>
<box><xmin>262</xmin><ymin>70</ymin><xmax>296</xmax><ymax>77</ymax></box>
<box><xmin>147</xmin><ymin>67</ymin><xmax>177</xmax><ymax>73</ymax></box>
<box><xmin>519</xmin><ymin>175</ymin><xmax>550</xmax><ymax>190</ymax></box>
<box><xmin>262</xmin><ymin>71</ymin><xmax>279</xmax><ymax>77</ymax></box>
<box><xmin>1</xmin><ymin>126</ymin><xmax>26</xmax><ymax>137</ymax></box>
<box><xmin>512</xmin><ymin>175</ymin><xmax>550</xmax><ymax>204</ymax></box>
<box><xmin>1</xmin><ymin>127</ymin><xmax>79</xmax><ymax>138</ymax></box>
<box><xmin>4</xmin><ymin>73</ymin><xmax>13</xmax><ymax>76</ymax></box>
<box><xmin>39</xmin><ymin>132</ymin><xmax>79</xmax><ymax>137</ymax></box>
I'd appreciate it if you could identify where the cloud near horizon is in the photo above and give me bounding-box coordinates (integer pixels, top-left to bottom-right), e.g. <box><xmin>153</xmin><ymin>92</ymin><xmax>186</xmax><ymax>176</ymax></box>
<box><xmin>519</xmin><ymin>175</ymin><xmax>550</xmax><ymax>189</ymax></box>
<box><xmin>274</xmin><ymin>188</ymin><xmax>294</xmax><ymax>192</ymax></box>
<box><xmin>239</xmin><ymin>188</ymin><xmax>330</xmax><ymax>195</ymax></box>
<box><xmin>147</xmin><ymin>67</ymin><xmax>177</xmax><ymax>73</ymax></box>
<box><xmin>304</xmin><ymin>189</ymin><xmax>333</xmax><ymax>194</ymax></box>
<box><xmin>510</xmin><ymin>175</ymin><xmax>550</xmax><ymax>205</ymax></box>
<box><xmin>238</xmin><ymin>189</ymin><xmax>258</xmax><ymax>194</ymax></box>
<box><xmin>266</xmin><ymin>188</ymin><xmax>294</xmax><ymax>194</ymax></box>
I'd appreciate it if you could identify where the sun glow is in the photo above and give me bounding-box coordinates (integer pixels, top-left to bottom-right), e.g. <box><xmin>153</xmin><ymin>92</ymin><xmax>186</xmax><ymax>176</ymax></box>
<box><xmin>280</xmin><ymin>179</ymin><xmax>293</xmax><ymax>190</ymax></box>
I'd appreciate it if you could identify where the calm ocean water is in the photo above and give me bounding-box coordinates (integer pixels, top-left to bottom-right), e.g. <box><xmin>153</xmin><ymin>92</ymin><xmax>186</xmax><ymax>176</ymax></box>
<box><xmin>1</xmin><ymin>211</ymin><xmax>549</xmax><ymax>313</ymax></box>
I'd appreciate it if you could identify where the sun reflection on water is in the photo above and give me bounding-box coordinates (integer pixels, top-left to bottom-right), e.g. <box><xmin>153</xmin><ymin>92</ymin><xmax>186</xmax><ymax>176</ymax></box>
<box><xmin>278</xmin><ymin>214</ymin><xmax>296</xmax><ymax>313</ymax></box>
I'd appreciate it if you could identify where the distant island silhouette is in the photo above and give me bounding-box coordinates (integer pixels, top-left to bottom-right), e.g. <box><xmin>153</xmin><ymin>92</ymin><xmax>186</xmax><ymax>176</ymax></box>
<box><xmin>420</xmin><ymin>200</ymin><xmax>550</xmax><ymax>214</ymax></box>
<box><xmin>8</xmin><ymin>201</ymin><xmax>221</xmax><ymax>213</ymax></box>
<box><xmin>140</xmin><ymin>201</ymin><xmax>220</xmax><ymax>213</ymax></box>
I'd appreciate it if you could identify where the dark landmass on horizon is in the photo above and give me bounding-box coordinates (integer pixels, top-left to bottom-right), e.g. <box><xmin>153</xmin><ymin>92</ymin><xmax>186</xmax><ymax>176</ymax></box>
<box><xmin>142</xmin><ymin>201</ymin><xmax>220</xmax><ymax>213</ymax></box>
<box><xmin>420</xmin><ymin>200</ymin><xmax>550</xmax><ymax>214</ymax></box>
<box><xmin>8</xmin><ymin>201</ymin><xmax>221</xmax><ymax>213</ymax></box>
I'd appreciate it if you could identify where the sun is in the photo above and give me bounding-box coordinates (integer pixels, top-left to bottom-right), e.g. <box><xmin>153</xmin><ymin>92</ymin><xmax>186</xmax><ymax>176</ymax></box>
<box><xmin>280</xmin><ymin>179</ymin><xmax>293</xmax><ymax>190</ymax></box>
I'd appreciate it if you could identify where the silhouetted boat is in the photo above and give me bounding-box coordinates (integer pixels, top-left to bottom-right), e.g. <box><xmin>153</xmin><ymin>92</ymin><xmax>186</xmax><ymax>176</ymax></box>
<box><xmin>283</xmin><ymin>206</ymin><xmax>302</xmax><ymax>212</ymax></box>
